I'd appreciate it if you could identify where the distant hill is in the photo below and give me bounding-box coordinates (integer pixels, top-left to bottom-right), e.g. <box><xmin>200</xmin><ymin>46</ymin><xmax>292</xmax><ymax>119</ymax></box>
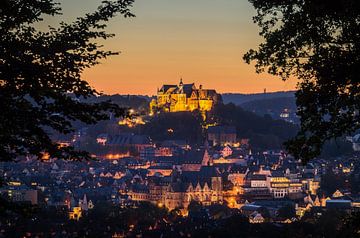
<box><xmin>85</xmin><ymin>94</ymin><xmax>151</xmax><ymax>113</ymax></box>
<box><xmin>241</xmin><ymin>97</ymin><xmax>296</xmax><ymax>112</ymax></box>
<box><xmin>222</xmin><ymin>91</ymin><xmax>298</xmax><ymax>123</ymax></box>
<box><xmin>222</xmin><ymin>91</ymin><xmax>296</xmax><ymax>105</ymax></box>
<box><xmin>211</xmin><ymin>103</ymin><xmax>299</xmax><ymax>150</ymax></box>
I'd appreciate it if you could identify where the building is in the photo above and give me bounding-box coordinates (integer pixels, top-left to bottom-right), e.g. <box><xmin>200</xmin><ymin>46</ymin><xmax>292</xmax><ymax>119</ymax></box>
<box><xmin>270</xmin><ymin>171</ymin><xmax>290</xmax><ymax>199</ymax></box>
<box><xmin>149</xmin><ymin>79</ymin><xmax>222</xmax><ymax>114</ymax></box>
<box><xmin>227</xmin><ymin>165</ymin><xmax>248</xmax><ymax>194</ymax></box>
<box><xmin>107</xmin><ymin>133</ymin><xmax>152</xmax><ymax>152</ymax></box>
<box><xmin>125</xmin><ymin>147</ymin><xmax>223</xmax><ymax>213</ymax></box>
<box><xmin>0</xmin><ymin>184</ymin><xmax>38</xmax><ymax>205</ymax></box>
<box><xmin>326</xmin><ymin>200</ymin><xmax>352</xmax><ymax>210</ymax></box>
<box><xmin>207</xmin><ymin>126</ymin><xmax>237</xmax><ymax>146</ymax></box>
<box><xmin>164</xmin><ymin>167</ymin><xmax>223</xmax><ymax>213</ymax></box>
<box><xmin>178</xmin><ymin>149</ymin><xmax>212</xmax><ymax>172</ymax></box>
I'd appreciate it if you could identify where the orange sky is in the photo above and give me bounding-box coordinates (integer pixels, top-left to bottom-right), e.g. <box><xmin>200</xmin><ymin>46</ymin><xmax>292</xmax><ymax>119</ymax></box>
<box><xmin>56</xmin><ymin>0</ymin><xmax>297</xmax><ymax>95</ymax></box>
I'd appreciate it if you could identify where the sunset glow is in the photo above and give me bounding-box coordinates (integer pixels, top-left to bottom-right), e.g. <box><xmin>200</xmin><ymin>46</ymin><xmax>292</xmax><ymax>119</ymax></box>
<box><xmin>55</xmin><ymin>0</ymin><xmax>297</xmax><ymax>95</ymax></box>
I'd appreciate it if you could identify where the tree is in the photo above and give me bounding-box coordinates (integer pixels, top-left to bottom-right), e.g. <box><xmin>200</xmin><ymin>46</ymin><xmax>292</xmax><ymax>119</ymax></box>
<box><xmin>277</xmin><ymin>204</ymin><xmax>295</xmax><ymax>219</ymax></box>
<box><xmin>212</xmin><ymin>103</ymin><xmax>298</xmax><ymax>150</ymax></box>
<box><xmin>0</xmin><ymin>0</ymin><xmax>134</xmax><ymax>161</ymax></box>
<box><xmin>244</xmin><ymin>0</ymin><xmax>360</xmax><ymax>163</ymax></box>
<box><xmin>321</xmin><ymin>168</ymin><xmax>346</xmax><ymax>195</ymax></box>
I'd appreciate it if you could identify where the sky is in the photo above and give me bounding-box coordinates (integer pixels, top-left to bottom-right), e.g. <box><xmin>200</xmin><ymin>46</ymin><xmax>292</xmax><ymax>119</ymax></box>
<box><xmin>48</xmin><ymin>0</ymin><xmax>297</xmax><ymax>95</ymax></box>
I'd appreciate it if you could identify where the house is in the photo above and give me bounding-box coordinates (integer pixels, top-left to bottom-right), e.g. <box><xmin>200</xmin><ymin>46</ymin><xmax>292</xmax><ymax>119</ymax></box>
<box><xmin>227</xmin><ymin>165</ymin><xmax>248</xmax><ymax>194</ymax></box>
<box><xmin>178</xmin><ymin>149</ymin><xmax>212</xmax><ymax>172</ymax></box>
<box><xmin>147</xmin><ymin>165</ymin><xmax>173</xmax><ymax>177</ymax></box>
<box><xmin>326</xmin><ymin>200</ymin><xmax>352</xmax><ymax>210</ymax></box>
<box><xmin>249</xmin><ymin>212</ymin><xmax>265</xmax><ymax>223</ymax></box>
<box><xmin>107</xmin><ymin>133</ymin><xmax>152</xmax><ymax>152</ymax></box>
<box><xmin>0</xmin><ymin>184</ymin><xmax>38</xmax><ymax>205</ymax></box>
<box><xmin>207</xmin><ymin>126</ymin><xmax>237</xmax><ymax>146</ymax></box>
<box><xmin>270</xmin><ymin>170</ymin><xmax>290</xmax><ymax>199</ymax></box>
<box><xmin>96</xmin><ymin>133</ymin><xmax>108</xmax><ymax>145</ymax></box>
<box><xmin>221</xmin><ymin>145</ymin><xmax>233</xmax><ymax>157</ymax></box>
<box><xmin>243</xmin><ymin>173</ymin><xmax>272</xmax><ymax>200</ymax></box>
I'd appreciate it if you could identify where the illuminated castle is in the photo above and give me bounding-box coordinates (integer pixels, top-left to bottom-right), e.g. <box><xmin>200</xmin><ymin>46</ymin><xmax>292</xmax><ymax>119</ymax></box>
<box><xmin>150</xmin><ymin>79</ymin><xmax>222</xmax><ymax>114</ymax></box>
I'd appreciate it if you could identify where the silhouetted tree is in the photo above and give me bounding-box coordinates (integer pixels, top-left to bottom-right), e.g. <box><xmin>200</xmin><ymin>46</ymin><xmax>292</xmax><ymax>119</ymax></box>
<box><xmin>0</xmin><ymin>0</ymin><xmax>134</xmax><ymax>161</ymax></box>
<box><xmin>339</xmin><ymin>211</ymin><xmax>360</xmax><ymax>238</ymax></box>
<box><xmin>277</xmin><ymin>204</ymin><xmax>296</xmax><ymax>220</ymax></box>
<box><xmin>244</xmin><ymin>0</ymin><xmax>360</xmax><ymax>163</ymax></box>
<box><xmin>140</xmin><ymin>112</ymin><xmax>204</xmax><ymax>144</ymax></box>
<box><xmin>321</xmin><ymin>168</ymin><xmax>346</xmax><ymax>195</ymax></box>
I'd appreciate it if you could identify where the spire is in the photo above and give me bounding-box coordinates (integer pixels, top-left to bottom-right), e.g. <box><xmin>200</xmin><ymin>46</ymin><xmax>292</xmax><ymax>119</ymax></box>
<box><xmin>201</xmin><ymin>143</ymin><xmax>213</xmax><ymax>166</ymax></box>
<box><xmin>204</xmin><ymin>139</ymin><xmax>209</xmax><ymax>150</ymax></box>
<box><xmin>81</xmin><ymin>194</ymin><xmax>88</xmax><ymax>211</ymax></box>
<box><xmin>179</xmin><ymin>78</ymin><xmax>183</xmax><ymax>86</ymax></box>
<box><xmin>83</xmin><ymin>194</ymin><xmax>87</xmax><ymax>205</ymax></box>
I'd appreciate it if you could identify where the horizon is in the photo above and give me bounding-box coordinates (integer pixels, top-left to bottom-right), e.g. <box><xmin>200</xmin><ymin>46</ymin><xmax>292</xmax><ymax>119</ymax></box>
<box><xmin>101</xmin><ymin>88</ymin><xmax>296</xmax><ymax>97</ymax></box>
<box><xmin>47</xmin><ymin>0</ymin><xmax>298</xmax><ymax>95</ymax></box>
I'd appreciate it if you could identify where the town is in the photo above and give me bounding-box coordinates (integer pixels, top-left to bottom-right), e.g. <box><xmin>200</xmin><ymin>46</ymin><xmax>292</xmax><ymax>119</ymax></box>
<box><xmin>1</xmin><ymin>82</ymin><xmax>360</xmax><ymax>237</ymax></box>
<box><xmin>2</xmin><ymin>0</ymin><xmax>360</xmax><ymax>237</ymax></box>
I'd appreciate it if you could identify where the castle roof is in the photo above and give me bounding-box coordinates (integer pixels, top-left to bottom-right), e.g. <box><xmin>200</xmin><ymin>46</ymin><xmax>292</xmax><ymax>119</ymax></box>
<box><xmin>181</xmin><ymin>84</ymin><xmax>195</xmax><ymax>97</ymax></box>
<box><xmin>158</xmin><ymin>81</ymin><xmax>219</xmax><ymax>100</ymax></box>
<box><xmin>160</xmin><ymin>85</ymin><xmax>177</xmax><ymax>93</ymax></box>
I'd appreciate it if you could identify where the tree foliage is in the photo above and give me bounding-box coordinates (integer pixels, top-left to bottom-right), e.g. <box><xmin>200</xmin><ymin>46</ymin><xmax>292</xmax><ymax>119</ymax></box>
<box><xmin>244</xmin><ymin>0</ymin><xmax>360</xmax><ymax>163</ymax></box>
<box><xmin>140</xmin><ymin>111</ymin><xmax>204</xmax><ymax>144</ymax></box>
<box><xmin>213</xmin><ymin>103</ymin><xmax>298</xmax><ymax>150</ymax></box>
<box><xmin>0</xmin><ymin>0</ymin><xmax>134</xmax><ymax>161</ymax></box>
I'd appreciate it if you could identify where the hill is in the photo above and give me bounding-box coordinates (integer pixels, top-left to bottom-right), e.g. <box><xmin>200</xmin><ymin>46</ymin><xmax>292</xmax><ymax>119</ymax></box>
<box><xmin>222</xmin><ymin>91</ymin><xmax>295</xmax><ymax>105</ymax></box>
<box><xmin>137</xmin><ymin>103</ymin><xmax>299</xmax><ymax>150</ymax></box>
<box><xmin>222</xmin><ymin>91</ymin><xmax>297</xmax><ymax>123</ymax></box>
<box><xmin>86</xmin><ymin>94</ymin><xmax>150</xmax><ymax>113</ymax></box>
<box><xmin>211</xmin><ymin>103</ymin><xmax>299</xmax><ymax>150</ymax></box>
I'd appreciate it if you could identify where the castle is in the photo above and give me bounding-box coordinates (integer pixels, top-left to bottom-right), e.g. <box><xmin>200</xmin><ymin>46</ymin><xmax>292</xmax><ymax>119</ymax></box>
<box><xmin>149</xmin><ymin>79</ymin><xmax>222</xmax><ymax>115</ymax></box>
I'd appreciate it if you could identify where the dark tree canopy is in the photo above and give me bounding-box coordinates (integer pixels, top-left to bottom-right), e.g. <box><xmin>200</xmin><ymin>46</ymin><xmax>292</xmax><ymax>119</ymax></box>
<box><xmin>244</xmin><ymin>0</ymin><xmax>360</xmax><ymax>163</ymax></box>
<box><xmin>0</xmin><ymin>0</ymin><xmax>134</xmax><ymax>161</ymax></box>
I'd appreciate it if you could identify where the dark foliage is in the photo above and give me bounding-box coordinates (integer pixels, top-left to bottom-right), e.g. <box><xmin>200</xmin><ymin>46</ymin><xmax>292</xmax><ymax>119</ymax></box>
<box><xmin>277</xmin><ymin>204</ymin><xmax>296</xmax><ymax>220</ymax></box>
<box><xmin>244</xmin><ymin>0</ymin><xmax>360</xmax><ymax>163</ymax></box>
<box><xmin>139</xmin><ymin>111</ymin><xmax>204</xmax><ymax>144</ymax></box>
<box><xmin>85</xmin><ymin>94</ymin><xmax>150</xmax><ymax>113</ymax></box>
<box><xmin>2</xmin><ymin>202</ymin><xmax>360</xmax><ymax>238</ymax></box>
<box><xmin>320</xmin><ymin>138</ymin><xmax>353</xmax><ymax>158</ymax></box>
<box><xmin>212</xmin><ymin>103</ymin><xmax>299</xmax><ymax>150</ymax></box>
<box><xmin>0</xmin><ymin>0</ymin><xmax>134</xmax><ymax>161</ymax></box>
<box><xmin>320</xmin><ymin>168</ymin><xmax>346</xmax><ymax>195</ymax></box>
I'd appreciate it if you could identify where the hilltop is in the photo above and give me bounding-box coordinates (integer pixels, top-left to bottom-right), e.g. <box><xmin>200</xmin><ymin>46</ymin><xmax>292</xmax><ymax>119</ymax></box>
<box><xmin>222</xmin><ymin>91</ymin><xmax>296</xmax><ymax>105</ymax></box>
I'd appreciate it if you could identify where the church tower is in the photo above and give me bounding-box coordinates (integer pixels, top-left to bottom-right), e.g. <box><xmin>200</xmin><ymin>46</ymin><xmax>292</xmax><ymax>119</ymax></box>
<box><xmin>201</xmin><ymin>141</ymin><xmax>213</xmax><ymax>166</ymax></box>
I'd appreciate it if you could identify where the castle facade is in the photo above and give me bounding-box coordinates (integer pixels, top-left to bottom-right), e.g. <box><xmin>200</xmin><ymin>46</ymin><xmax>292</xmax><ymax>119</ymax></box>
<box><xmin>150</xmin><ymin>79</ymin><xmax>222</xmax><ymax>114</ymax></box>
